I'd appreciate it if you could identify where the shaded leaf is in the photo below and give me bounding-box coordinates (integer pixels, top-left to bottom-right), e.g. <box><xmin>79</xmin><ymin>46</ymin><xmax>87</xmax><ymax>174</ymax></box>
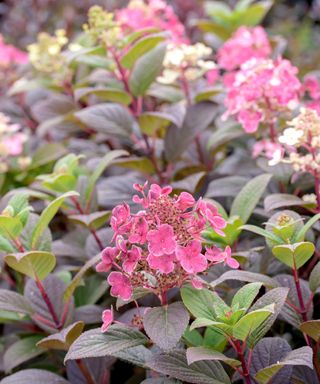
<box><xmin>3</xmin><ymin>335</ymin><xmax>44</xmax><ymax>372</ymax></box>
<box><xmin>0</xmin><ymin>369</ymin><xmax>70</xmax><ymax>384</ymax></box>
<box><xmin>143</xmin><ymin>302</ymin><xmax>189</xmax><ymax>350</ymax></box>
<box><xmin>147</xmin><ymin>349</ymin><xmax>231</xmax><ymax>384</ymax></box>
<box><xmin>255</xmin><ymin>347</ymin><xmax>313</xmax><ymax>384</ymax></box>
<box><xmin>75</xmin><ymin>103</ymin><xmax>134</xmax><ymax>138</ymax></box>
<box><xmin>65</xmin><ymin>325</ymin><xmax>148</xmax><ymax>362</ymax></box>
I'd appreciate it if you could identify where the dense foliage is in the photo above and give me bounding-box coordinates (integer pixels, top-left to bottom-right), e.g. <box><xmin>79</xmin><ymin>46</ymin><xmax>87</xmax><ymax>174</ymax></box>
<box><xmin>0</xmin><ymin>1</ymin><xmax>320</xmax><ymax>383</ymax></box>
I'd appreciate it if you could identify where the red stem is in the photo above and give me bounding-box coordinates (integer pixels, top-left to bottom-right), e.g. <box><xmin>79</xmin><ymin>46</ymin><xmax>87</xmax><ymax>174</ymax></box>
<box><xmin>233</xmin><ymin>340</ymin><xmax>252</xmax><ymax>384</ymax></box>
<box><xmin>292</xmin><ymin>266</ymin><xmax>312</xmax><ymax>346</ymax></box>
<box><xmin>35</xmin><ymin>277</ymin><xmax>61</xmax><ymax>329</ymax></box>
<box><xmin>76</xmin><ymin>359</ymin><xmax>95</xmax><ymax>384</ymax></box>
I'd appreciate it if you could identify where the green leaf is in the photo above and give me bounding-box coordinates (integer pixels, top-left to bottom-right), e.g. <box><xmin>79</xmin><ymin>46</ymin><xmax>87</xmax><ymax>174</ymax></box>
<box><xmin>230</xmin><ymin>174</ymin><xmax>272</xmax><ymax>224</ymax></box>
<box><xmin>186</xmin><ymin>347</ymin><xmax>240</xmax><ymax>368</ymax></box>
<box><xmin>147</xmin><ymin>349</ymin><xmax>231</xmax><ymax>384</ymax></box>
<box><xmin>300</xmin><ymin>320</ymin><xmax>320</xmax><ymax>341</ymax></box>
<box><xmin>254</xmin><ymin>346</ymin><xmax>313</xmax><ymax>384</ymax></box>
<box><xmin>0</xmin><ymin>289</ymin><xmax>33</xmax><ymax>315</ymax></box>
<box><xmin>309</xmin><ymin>262</ymin><xmax>320</xmax><ymax>292</ymax></box>
<box><xmin>190</xmin><ymin>318</ymin><xmax>232</xmax><ymax>336</ymax></box>
<box><xmin>0</xmin><ymin>234</ymin><xmax>15</xmax><ymax>252</ymax></box>
<box><xmin>183</xmin><ymin>327</ymin><xmax>203</xmax><ymax>347</ymax></box>
<box><xmin>143</xmin><ymin>302</ymin><xmax>189</xmax><ymax>350</ymax></box>
<box><xmin>74</xmin><ymin>87</ymin><xmax>133</xmax><ymax>106</ymax></box>
<box><xmin>272</xmin><ymin>242</ymin><xmax>315</xmax><ymax>269</ymax></box>
<box><xmin>181</xmin><ymin>286</ymin><xmax>219</xmax><ymax>319</ymax></box>
<box><xmin>31</xmin><ymin>191</ymin><xmax>79</xmax><ymax>249</ymax></box>
<box><xmin>37</xmin><ymin>321</ymin><xmax>84</xmax><ymax>350</ymax></box>
<box><xmin>65</xmin><ymin>325</ymin><xmax>148</xmax><ymax>362</ymax></box>
<box><xmin>121</xmin><ymin>32</ymin><xmax>166</xmax><ymax>68</ymax></box>
<box><xmin>129</xmin><ymin>43</ymin><xmax>167</xmax><ymax>96</ymax></box>
<box><xmin>5</xmin><ymin>251</ymin><xmax>56</xmax><ymax>281</ymax></box>
<box><xmin>231</xmin><ymin>282</ymin><xmax>262</xmax><ymax>311</ymax></box>
<box><xmin>240</xmin><ymin>224</ymin><xmax>283</xmax><ymax>244</ymax></box>
<box><xmin>85</xmin><ymin>150</ymin><xmax>128</xmax><ymax>204</ymax></box>
<box><xmin>293</xmin><ymin>213</ymin><xmax>320</xmax><ymax>242</ymax></box>
<box><xmin>232</xmin><ymin>305</ymin><xmax>274</xmax><ymax>341</ymax></box>
<box><xmin>0</xmin><ymin>216</ymin><xmax>24</xmax><ymax>240</ymax></box>
<box><xmin>3</xmin><ymin>335</ymin><xmax>45</xmax><ymax>372</ymax></box>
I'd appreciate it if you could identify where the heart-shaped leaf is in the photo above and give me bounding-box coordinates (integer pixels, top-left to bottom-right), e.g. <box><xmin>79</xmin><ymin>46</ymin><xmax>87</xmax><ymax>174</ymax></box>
<box><xmin>5</xmin><ymin>251</ymin><xmax>56</xmax><ymax>280</ymax></box>
<box><xmin>37</xmin><ymin>321</ymin><xmax>85</xmax><ymax>350</ymax></box>
<box><xmin>272</xmin><ymin>242</ymin><xmax>315</xmax><ymax>269</ymax></box>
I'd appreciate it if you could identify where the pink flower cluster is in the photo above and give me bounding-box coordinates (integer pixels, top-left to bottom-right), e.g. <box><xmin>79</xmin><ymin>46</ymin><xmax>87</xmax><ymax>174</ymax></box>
<box><xmin>302</xmin><ymin>75</ymin><xmax>320</xmax><ymax>115</ymax></box>
<box><xmin>97</xmin><ymin>183</ymin><xmax>239</xmax><ymax>330</ymax></box>
<box><xmin>0</xmin><ymin>35</ymin><xmax>28</xmax><ymax>67</ymax></box>
<box><xmin>217</xmin><ymin>26</ymin><xmax>271</xmax><ymax>71</ymax></box>
<box><xmin>223</xmin><ymin>58</ymin><xmax>301</xmax><ymax>133</ymax></box>
<box><xmin>116</xmin><ymin>0</ymin><xmax>187</xmax><ymax>43</ymax></box>
<box><xmin>252</xmin><ymin>139</ymin><xmax>283</xmax><ymax>160</ymax></box>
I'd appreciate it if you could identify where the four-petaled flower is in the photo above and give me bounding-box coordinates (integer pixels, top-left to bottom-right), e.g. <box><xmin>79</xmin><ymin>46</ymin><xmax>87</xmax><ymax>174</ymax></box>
<box><xmin>147</xmin><ymin>224</ymin><xmax>177</xmax><ymax>256</ymax></box>
<box><xmin>176</xmin><ymin>240</ymin><xmax>207</xmax><ymax>274</ymax></box>
<box><xmin>108</xmin><ymin>271</ymin><xmax>133</xmax><ymax>300</ymax></box>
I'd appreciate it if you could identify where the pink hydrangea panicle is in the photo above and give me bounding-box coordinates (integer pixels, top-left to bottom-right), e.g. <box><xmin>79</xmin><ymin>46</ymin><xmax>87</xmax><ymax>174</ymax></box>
<box><xmin>176</xmin><ymin>240</ymin><xmax>207</xmax><ymax>274</ymax></box>
<box><xmin>108</xmin><ymin>271</ymin><xmax>133</xmax><ymax>300</ymax></box>
<box><xmin>206</xmin><ymin>245</ymin><xmax>239</xmax><ymax>269</ymax></box>
<box><xmin>123</xmin><ymin>245</ymin><xmax>142</xmax><ymax>274</ymax></box>
<box><xmin>175</xmin><ymin>191</ymin><xmax>195</xmax><ymax>211</ymax></box>
<box><xmin>217</xmin><ymin>26</ymin><xmax>271</xmax><ymax>71</ymax></box>
<box><xmin>98</xmin><ymin>182</ymin><xmax>227</xmax><ymax>302</ymax></box>
<box><xmin>96</xmin><ymin>247</ymin><xmax>118</xmax><ymax>272</ymax></box>
<box><xmin>0</xmin><ymin>35</ymin><xmax>28</xmax><ymax>67</ymax></box>
<box><xmin>224</xmin><ymin>58</ymin><xmax>301</xmax><ymax>134</ymax></box>
<box><xmin>147</xmin><ymin>252</ymin><xmax>176</xmax><ymax>274</ymax></box>
<box><xmin>101</xmin><ymin>307</ymin><xmax>114</xmax><ymax>332</ymax></box>
<box><xmin>116</xmin><ymin>0</ymin><xmax>187</xmax><ymax>43</ymax></box>
<box><xmin>147</xmin><ymin>223</ymin><xmax>177</xmax><ymax>256</ymax></box>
